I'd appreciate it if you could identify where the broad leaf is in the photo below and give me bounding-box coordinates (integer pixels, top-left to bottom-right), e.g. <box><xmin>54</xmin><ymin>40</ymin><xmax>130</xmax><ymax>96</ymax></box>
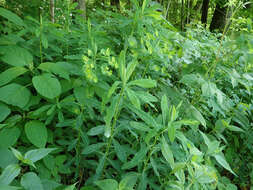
<box><xmin>0</xmin><ymin>83</ymin><xmax>31</xmax><ymax>108</ymax></box>
<box><xmin>24</xmin><ymin>148</ymin><xmax>56</xmax><ymax>163</ymax></box>
<box><xmin>0</xmin><ymin>46</ymin><xmax>32</xmax><ymax>67</ymax></box>
<box><xmin>119</xmin><ymin>173</ymin><xmax>138</xmax><ymax>190</ymax></box>
<box><xmin>21</xmin><ymin>172</ymin><xmax>43</xmax><ymax>190</ymax></box>
<box><xmin>0</xmin><ymin>127</ymin><xmax>20</xmax><ymax>148</ymax></box>
<box><xmin>0</xmin><ymin>149</ymin><xmax>18</xmax><ymax>169</ymax></box>
<box><xmin>0</xmin><ymin>67</ymin><xmax>28</xmax><ymax>87</ymax></box>
<box><xmin>32</xmin><ymin>74</ymin><xmax>61</xmax><ymax>99</ymax></box>
<box><xmin>0</xmin><ymin>103</ymin><xmax>11</xmax><ymax>122</ymax></box>
<box><xmin>25</xmin><ymin>121</ymin><xmax>48</xmax><ymax>148</ymax></box>
<box><xmin>95</xmin><ymin>179</ymin><xmax>118</xmax><ymax>190</ymax></box>
<box><xmin>0</xmin><ymin>164</ymin><xmax>20</xmax><ymax>185</ymax></box>
<box><xmin>38</xmin><ymin>62</ymin><xmax>70</xmax><ymax>80</ymax></box>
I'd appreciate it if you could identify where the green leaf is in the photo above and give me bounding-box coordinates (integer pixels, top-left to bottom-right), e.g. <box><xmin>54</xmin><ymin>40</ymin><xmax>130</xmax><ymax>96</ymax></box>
<box><xmin>0</xmin><ymin>8</ymin><xmax>24</xmax><ymax>26</ymax></box>
<box><xmin>187</xmin><ymin>105</ymin><xmax>206</xmax><ymax>128</ymax></box>
<box><xmin>126</xmin><ymin>60</ymin><xmax>138</xmax><ymax>81</ymax></box>
<box><xmin>0</xmin><ymin>184</ymin><xmax>21</xmax><ymax>190</ymax></box>
<box><xmin>94</xmin><ymin>155</ymin><xmax>106</xmax><ymax>181</ymax></box>
<box><xmin>82</xmin><ymin>143</ymin><xmax>106</xmax><ymax>155</ymax></box>
<box><xmin>129</xmin><ymin>121</ymin><xmax>151</xmax><ymax>132</ymax></box>
<box><xmin>104</xmin><ymin>96</ymin><xmax>120</xmax><ymax>138</ymax></box>
<box><xmin>122</xmin><ymin>147</ymin><xmax>147</xmax><ymax>170</ymax></box>
<box><xmin>38</xmin><ymin>62</ymin><xmax>69</xmax><ymax>80</ymax></box>
<box><xmin>25</xmin><ymin>121</ymin><xmax>48</xmax><ymax>148</ymax></box>
<box><xmin>32</xmin><ymin>74</ymin><xmax>61</xmax><ymax>99</ymax></box>
<box><xmin>24</xmin><ymin>148</ymin><xmax>56</xmax><ymax>163</ymax></box>
<box><xmin>0</xmin><ymin>83</ymin><xmax>31</xmax><ymax>108</ymax></box>
<box><xmin>119</xmin><ymin>51</ymin><xmax>126</xmax><ymax>84</ymax></box>
<box><xmin>119</xmin><ymin>173</ymin><xmax>138</xmax><ymax>190</ymax></box>
<box><xmin>170</xmin><ymin>106</ymin><xmax>177</xmax><ymax>122</ymax></box>
<box><xmin>0</xmin><ymin>149</ymin><xmax>18</xmax><ymax>169</ymax></box>
<box><xmin>21</xmin><ymin>172</ymin><xmax>43</xmax><ymax>190</ymax></box>
<box><xmin>214</xmin><ymin>153</ymin><xmax>236</xmax><ymax>176</ymax></box>
<box><xmin>161</xmin><ymin>136</ymin><xmax>174</xmax><ymax>168</ymax></box>
<box><xmin>10</xmin><ymin>148</ymin><xmax>23</xmax><ymax>161</ymax></box>
<box><xmin>95</xmin><ymin>179</ymin><xmax>118</xmax><ymax>190</ymax></box>
<box><xmin>161</xmin><ymin>95</ymin><xmax>169</xmax><ymax>126</ymax></box>
<box><xmin>0</xmin><ymin>67</ymin><xmax>28</xmax><ymax>87</ymax></box>
<box><xmin>127</xmin><ymin>104</ymin><xmax>159</xmax><ymax>129</ymax></box>
<box><xmin>74</xmin><ymin>87</ymin><xmax>87</xmax><ymax>105</ymax></box>
<box><xmin>0</xmin><ymin>127</ymin><xmax>20</xmax><ymax>148</ymax></box>
<box><xmin>41</xmin><ymin>33</ymin><xmax>48</xmax><ymax>49</ymax></box>
<box><xmin>0</xmin><ymin>46</ymin><xmax>32</xmax><ymax>66</ymax></box>
<box><xmin>87</xmin><ymin>125</ymin><xmax>104</xmax><ymax>136</ymax></box>
<box><xmin>0</xmin><ymin>164</ymin><xmax>20</xmax><ymax>185</ymax></box>
<box><xmin>128</xmin><ymin>79</ymin><xmax>157</xmax><ymax>88</ymax></box>
<box><xmin>0</xmin><ymin>103</ymin><xmax>11</xmax><ymax>122</ymax></box>
<box><xmin>113</xmin><ymin>139</ymin><xmax>127</xmax><ymax>163</ymax></box>
<box><xmin>126</xmin><ymin>87</ymin><xmax>140</xmax><ymax>109</ymax></box>
<box><xmin>168</xmin><ymin>122</ymin><xmax>176</xmax><ymax>143</ymax></box>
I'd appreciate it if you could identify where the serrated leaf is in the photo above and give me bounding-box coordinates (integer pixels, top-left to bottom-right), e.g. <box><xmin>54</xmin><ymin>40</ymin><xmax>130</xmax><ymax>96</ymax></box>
<box><xmin>95</xmin><ymin>179</ymin><xmax>118</xmax><ymax>190</ymax></box>
<box><xmin>82</xmin><ymin>143</ymin><xmax>106</xmax><ymax>155</ymax></box>
<box><xmin>25</xmin><ymin>121</ymin><xmax>47</xmax><ymax>148</ymax></box>
<box><xmin>0</xmin><ymin>67</ymin><xmax>28</xmax><ymax>87</ymax></box>
<box><xmin>214</xmin><ymin>153</ymin><xmax>236</xmax><ymax>176</ymax></box>
<box><xmin>129</xmin><ymin>121</ymin><xmax>151</xmax><ymax>132</ymax></box>
<box><xmin>128</xmin><ymin>79</ymin><xmax>156</xmax><ymax>88</ymax></box>
<box><xmin>126</xmin><ymin>60</ymin><xmax>138</xmax><ymax>81</ymax></box>
<box><xmin>187</xmin><ymin>105</ymin><xmax>206</xmax><ymax>128</ymax></box>
<box><xmin>119</xmin><ymin>173</ymin><xmax>138</xmax><ymax>190</ymax></box>
<box><xmin>32</xmin><ymin>74</ymin><xmax>61</xmax><ymax>99</ymax></box>
<box><xmin>161</xmin><ymin>136</ymin><xmax>174</xmax><ymax>168</ymax></box>
<box><xmin>113</xmin><ymin>139</ymin><xmax>127</xmax><ymax>163</ymax></box>
<box><xmin>21</xmin><ymin>172</ymin><xmax>43</xmax><ymax>190</ymax></box>
<box><xmin>127</xmin><ymin>104</ymin><xmax>159</xmax><ymax>129</ymax></box>
<box><xmin>122</xmin><ymin>147</ymin><xmax>147</xmax><ymax>170</ymax></box>
<box><xmin>0</xmin><ymin>83</ymin><xmax>31</xmax><ymax>108</ymax></box>
<box><xmin>0</xmin><ymin>164</ymin><xmax>20</xmax><ymax>185</ymax></box>
<box><xmin>126</xmin><ymin>87</ymin><xmax>140</xmax><ymax>109</ymax></box>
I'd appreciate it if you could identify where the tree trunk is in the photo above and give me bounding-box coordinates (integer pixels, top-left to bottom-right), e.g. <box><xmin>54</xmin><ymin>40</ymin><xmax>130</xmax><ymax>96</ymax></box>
<box><xmin>77</xmin><ymin>0</ymin><xmax>86</xmax><ymax>19</ymax></box>
<box><xmin>164</xmin><ymin>0</ymin><xmax>172</xmax><ymax>20</ymax></box>
<box><xmin>181</xmin><ymin>0</ymin><xmax>184</xmax><ymax>30</ymax></box>
<box><xmin>210</xmin><ymin>2</ymin><xmax>227</xmax><ymax>32</ymax></box>
<box><xmin>201</xmin><ymin>0</ymin><xmax>209</xmax><ymax>26</ymax></box>
<box><xmin>50</xmin><ymin>0</ymin><xmax>55</xmax><ymax>23</ymax></box>
<box><xmin>111</xmin><ymin>0</ymin><xmax>120</xmax><ymax>8</ymax></box>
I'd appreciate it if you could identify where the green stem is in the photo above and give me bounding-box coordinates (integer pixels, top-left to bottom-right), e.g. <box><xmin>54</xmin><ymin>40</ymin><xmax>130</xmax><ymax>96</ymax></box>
<box><xmin>102</xmin><ymin>86</ymin><xmax>125</xmax><ymax>176</ymax></box>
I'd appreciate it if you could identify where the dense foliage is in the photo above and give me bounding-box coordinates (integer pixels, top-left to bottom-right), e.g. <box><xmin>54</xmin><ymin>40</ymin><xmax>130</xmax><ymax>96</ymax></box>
<box><xmin>0</xmin><ymin>0</ymin><xmax>252</xmax><ymax>190</ymax></box>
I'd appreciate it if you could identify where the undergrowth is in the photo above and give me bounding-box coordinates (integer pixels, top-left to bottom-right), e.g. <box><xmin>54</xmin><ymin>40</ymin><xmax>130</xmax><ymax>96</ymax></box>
<box><xmin>0</xmin><ymin>1</ymin><xmax>252</xmax><ymax>190</ymax></box>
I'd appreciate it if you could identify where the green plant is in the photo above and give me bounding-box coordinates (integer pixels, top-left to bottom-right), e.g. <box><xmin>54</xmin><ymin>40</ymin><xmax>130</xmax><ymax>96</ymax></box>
<box><xmin>0</xmin><ymin>1</ymin><xmax>252</xmax><ymax>189</ymax></box>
